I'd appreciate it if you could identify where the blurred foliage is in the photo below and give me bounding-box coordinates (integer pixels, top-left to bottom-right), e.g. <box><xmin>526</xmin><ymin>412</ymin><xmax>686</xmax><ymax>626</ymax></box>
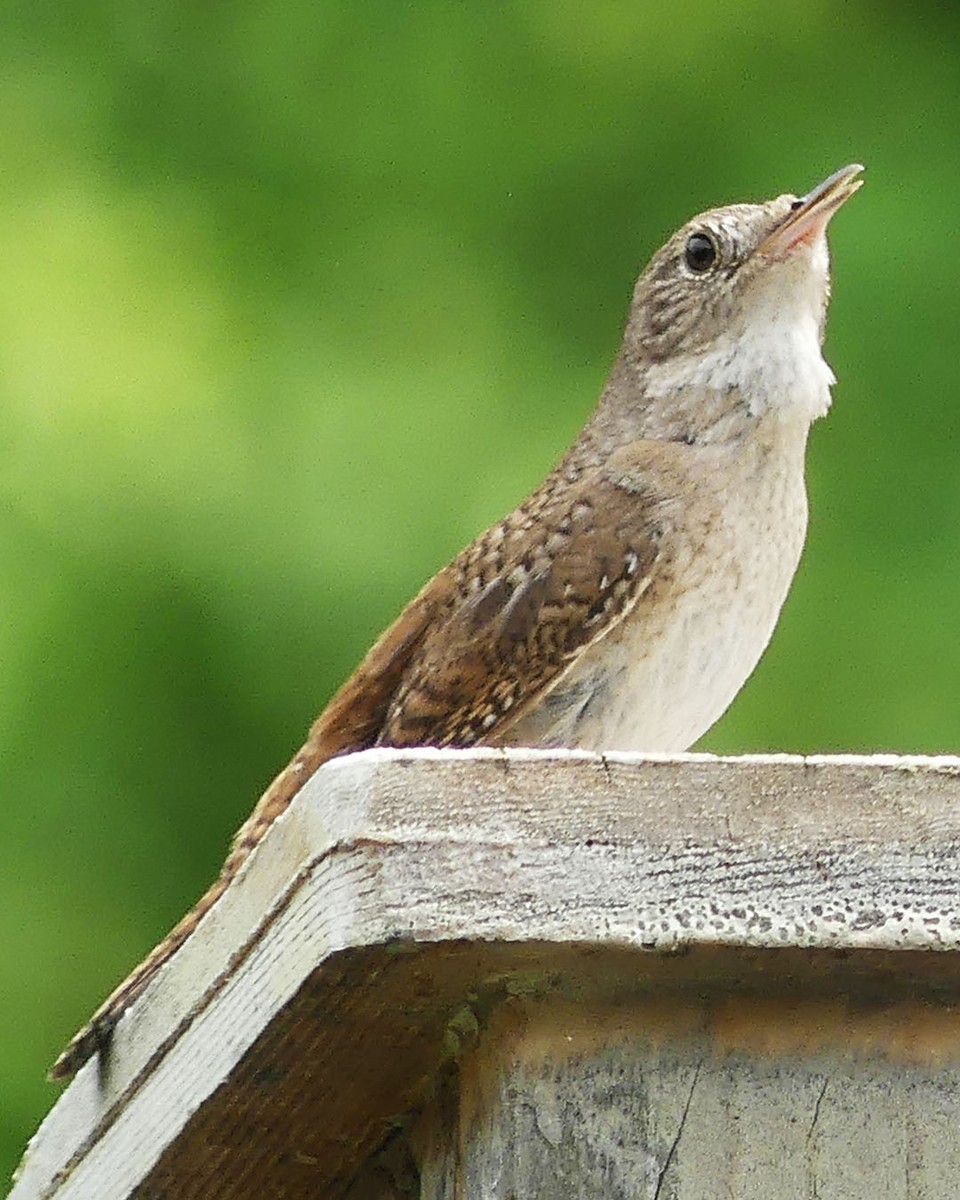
<box><xmin>3</xmin><ymin>0</ymin><xmax>960</xmax><ymax>1180</ymax></box>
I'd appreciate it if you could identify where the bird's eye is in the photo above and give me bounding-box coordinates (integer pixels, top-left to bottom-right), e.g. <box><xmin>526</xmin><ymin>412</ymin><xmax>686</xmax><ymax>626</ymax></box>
<box><xmin>684</xmin><ymin>231</ymin><xmax>718</xmax><ymax>273</ymax></box>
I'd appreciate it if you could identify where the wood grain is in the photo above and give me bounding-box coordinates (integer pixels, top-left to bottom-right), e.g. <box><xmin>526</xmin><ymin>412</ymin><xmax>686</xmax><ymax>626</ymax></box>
<box><xmin>14</xmin><ymin>750</ymin><xmax>960</xmax><ymax>1199</ymax></box>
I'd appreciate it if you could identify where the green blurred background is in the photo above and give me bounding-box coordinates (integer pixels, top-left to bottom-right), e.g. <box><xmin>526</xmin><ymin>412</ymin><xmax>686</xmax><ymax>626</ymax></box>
<box><xmin>3</xmin><ymin>0</ymin><xmax>959</xmax><ymax>1179</ymax></box>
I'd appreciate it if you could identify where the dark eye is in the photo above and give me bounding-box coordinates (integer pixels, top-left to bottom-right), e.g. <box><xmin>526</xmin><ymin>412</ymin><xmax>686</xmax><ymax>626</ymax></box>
<box><xmin>684</xmin><ymin>231</ymin><xmax>718</xmax><ymax>273</ymax></box>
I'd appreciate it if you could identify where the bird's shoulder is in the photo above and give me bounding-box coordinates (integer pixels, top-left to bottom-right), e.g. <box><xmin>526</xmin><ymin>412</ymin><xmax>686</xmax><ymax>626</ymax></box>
<box><xmin>309</xmin><ymin>439</ymin><xmax>689</xmax><ymax>758</ymax></box>
<box><xmin>377</xmin><ymin>445</ymin><xmax>685</xmax><ymax>747</ymax></box>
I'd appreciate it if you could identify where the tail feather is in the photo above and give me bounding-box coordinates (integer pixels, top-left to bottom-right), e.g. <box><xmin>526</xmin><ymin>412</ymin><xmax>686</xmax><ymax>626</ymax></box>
<box><xmin>51</xmin><ymin>578</ymin><xmax>449</xmax><ymax>1080</ymax></box>
<box><xmin>49</xmin><ymin>736</ymin><xmax>334</xmax><ymax>1080</ymax></box>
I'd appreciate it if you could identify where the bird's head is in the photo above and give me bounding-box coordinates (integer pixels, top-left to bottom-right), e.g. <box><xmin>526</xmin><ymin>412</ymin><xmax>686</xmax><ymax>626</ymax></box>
<box><xmin>628</xmin><ymin>164</ymin><xmax>864</xmax><ymax>364</ymax></box>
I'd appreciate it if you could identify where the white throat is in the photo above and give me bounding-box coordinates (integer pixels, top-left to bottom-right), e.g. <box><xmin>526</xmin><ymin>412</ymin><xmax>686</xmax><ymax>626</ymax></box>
<box><xmin>645</xmin><ymin>237</ymin><xmax>836</xmax><ymax>426</ymax></box>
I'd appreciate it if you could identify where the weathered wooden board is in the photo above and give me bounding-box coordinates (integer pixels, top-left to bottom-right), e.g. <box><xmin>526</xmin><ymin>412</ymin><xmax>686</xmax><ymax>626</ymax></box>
<box><xmin>11</xmin><ymin>750</ymin><xmax>960</xmax><ymax>1199</ymax></box>
<box><xmin>416</xmin><ymin>993</ymin><xmax>960</xmax><ymax>1200</ymax></box>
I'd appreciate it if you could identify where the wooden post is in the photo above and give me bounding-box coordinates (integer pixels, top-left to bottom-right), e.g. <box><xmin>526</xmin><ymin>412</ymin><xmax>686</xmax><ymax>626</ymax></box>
<box><xmin>12</xmin><ymin>750</ymin><xmax>960</xmax><ymax>1199</ymax></box>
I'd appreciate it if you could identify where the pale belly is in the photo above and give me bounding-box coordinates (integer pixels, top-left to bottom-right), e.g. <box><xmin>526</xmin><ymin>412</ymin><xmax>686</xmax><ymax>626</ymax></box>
<box><xmin>498</xmin><ymin>440</ymin><xmax>809</xmax><ymax>753</ymax></box>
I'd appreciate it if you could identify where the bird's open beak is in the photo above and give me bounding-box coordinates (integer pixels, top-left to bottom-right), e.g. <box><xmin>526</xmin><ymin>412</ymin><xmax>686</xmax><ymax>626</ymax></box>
<box><xmin>761</xmin><ymin>163</ymin><xmax>864</xmax><ymax>259</ymax></box>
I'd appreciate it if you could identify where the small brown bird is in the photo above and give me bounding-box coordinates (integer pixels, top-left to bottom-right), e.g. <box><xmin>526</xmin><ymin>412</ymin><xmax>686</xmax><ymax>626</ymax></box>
<box><xmin>53</xmin><ymin>164</ymin><xmax>862</xmax><ymax>1079</ymax></box>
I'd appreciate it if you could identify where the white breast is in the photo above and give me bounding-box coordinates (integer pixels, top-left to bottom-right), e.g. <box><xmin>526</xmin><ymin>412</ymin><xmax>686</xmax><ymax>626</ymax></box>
<box><xmin>583</xmin><ymin>448</ymin><xmax>807</xmax><ymax>752</ymax></box>
<box><xmin>500</xmin><ymin>417</ymin><xmax>811</xmax><ymax>753</ymax></box>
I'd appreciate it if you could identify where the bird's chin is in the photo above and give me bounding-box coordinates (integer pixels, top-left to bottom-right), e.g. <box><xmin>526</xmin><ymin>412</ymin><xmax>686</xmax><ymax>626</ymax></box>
<box><xmin>763</xmin><ymin>231</ymin><xmax>815</xmax><ymax>262</ymax></box>
<box><xmin>751</xmin><ymin>234</ymin><xmax>831</xmax><ymax>329</ymax></box>
<box><xmin>759</xmin><ymin>224</ymin><xmax>831</xmax><ymax>269</ymax></box>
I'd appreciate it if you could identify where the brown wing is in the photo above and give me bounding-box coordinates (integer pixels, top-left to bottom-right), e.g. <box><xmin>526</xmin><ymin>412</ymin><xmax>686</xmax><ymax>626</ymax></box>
<box><xmin>52</xmin><ymin>451</ymin><xmax>669</xmax><ymax>1078</ymax></box>
<box><xmin>376</xmin><ymin>471</ymin><xmax>662</xmax><ymax>748</ymax></box>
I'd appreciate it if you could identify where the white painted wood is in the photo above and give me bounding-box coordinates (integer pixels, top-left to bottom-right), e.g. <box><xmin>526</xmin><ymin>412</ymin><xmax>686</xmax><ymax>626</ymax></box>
<box><xmin>11</xmin><ymin>750</ymin><xmax>960</xmax><ymax>1199</ymax></box>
